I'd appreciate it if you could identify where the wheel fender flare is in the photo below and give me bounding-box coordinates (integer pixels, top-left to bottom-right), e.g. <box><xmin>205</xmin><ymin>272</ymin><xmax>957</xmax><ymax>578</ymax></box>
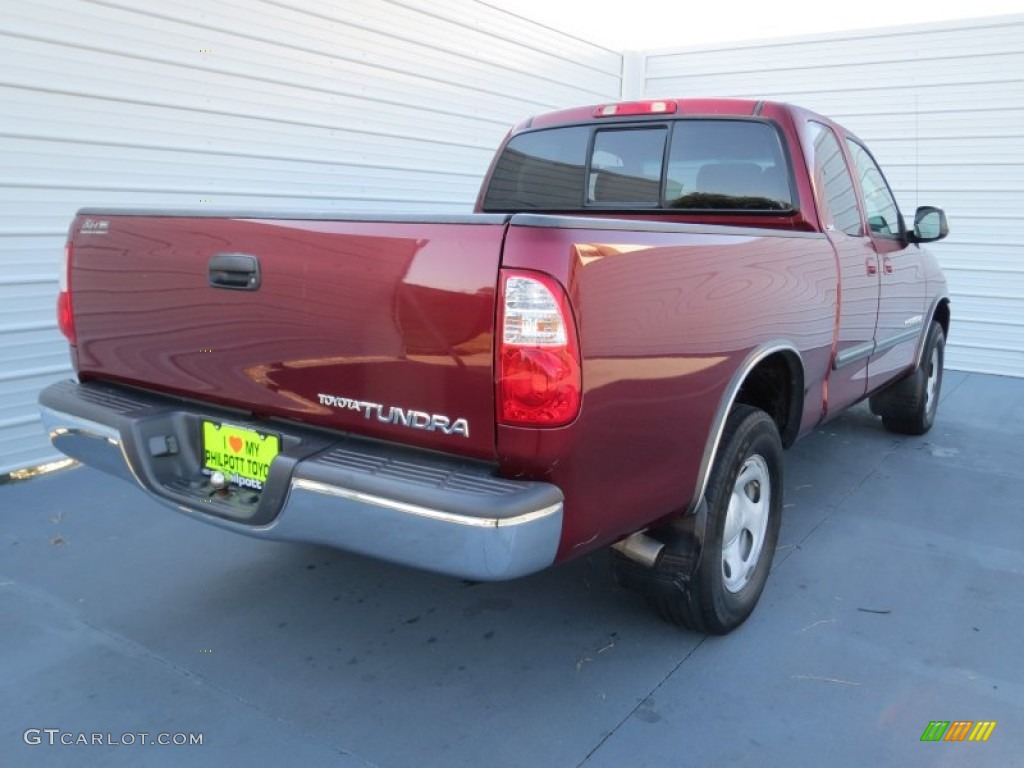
<box><xmin>686</xmin><ymin>340</ymin><xmax>803</xmax><ymax>520</ymax></box>
<box><xmin>913</xmin><ymin>295</ymin><xmax>950</xmax><ymax>370</ymax></box>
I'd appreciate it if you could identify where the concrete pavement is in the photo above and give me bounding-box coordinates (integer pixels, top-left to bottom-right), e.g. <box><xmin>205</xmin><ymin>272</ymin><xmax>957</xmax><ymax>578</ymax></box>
<box><xmin>2</xmin><ymin>370</ymin><xmax>1021</xmax><ymax>767</ymax></box>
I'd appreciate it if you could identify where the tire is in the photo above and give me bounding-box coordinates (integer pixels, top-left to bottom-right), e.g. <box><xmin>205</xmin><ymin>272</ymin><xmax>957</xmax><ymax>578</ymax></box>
<box><xmin>871</xmin><ymin>321</ymin><xmax>944</xmax><ymax>436</ymax></box>
<box><xmin>616</xmin><ymin>405</ymin><xmax>784</xmax><ymax>635</ymax></box>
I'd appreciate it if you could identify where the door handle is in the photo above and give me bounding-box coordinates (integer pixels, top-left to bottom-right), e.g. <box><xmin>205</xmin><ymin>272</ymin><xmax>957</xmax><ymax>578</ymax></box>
<box><xmin>882</xmin><ymin>256</ymin><xmax>894</xmax><ymax>274</ymax></box>
<box><xmin>208</xmin><ymin>253</ymin><xmax>261</xmax><ymax>290</ymax></box>
<box><xmin>866</xmin><ymin>257</ymin><xmax>878</xmax><ymax>276</ymax></box>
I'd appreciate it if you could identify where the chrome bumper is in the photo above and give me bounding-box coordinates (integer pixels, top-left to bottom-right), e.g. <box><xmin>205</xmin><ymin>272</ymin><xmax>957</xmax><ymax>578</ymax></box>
<box><xmin>38</xmin><ymin>380</ymin><xmax>563</xmax><ymax>581</ymax></box>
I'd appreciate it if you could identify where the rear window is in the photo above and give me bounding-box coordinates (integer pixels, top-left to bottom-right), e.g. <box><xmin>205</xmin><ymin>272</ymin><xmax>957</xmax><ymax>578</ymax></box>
<box><xmin>483</xmin><ymin>127</ymin><xmax>589</xmax><ymax>210</ymax></box>
<box><xmin>483</xmin><ymin>119</ymin><xmax>794</xmax><ymax>213</ymax></box>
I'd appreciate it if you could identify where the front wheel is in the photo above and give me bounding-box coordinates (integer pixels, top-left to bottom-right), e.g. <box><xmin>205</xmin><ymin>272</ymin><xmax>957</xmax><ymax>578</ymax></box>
<box><xmin>617</xmin><ymin>405</ymin><xmax>784</xmax><ymax>635</ymax></box>
<box><xmin>870</xmin><ymin>320</ymin><xmax>945</xmax><ymax>436</ymax></box>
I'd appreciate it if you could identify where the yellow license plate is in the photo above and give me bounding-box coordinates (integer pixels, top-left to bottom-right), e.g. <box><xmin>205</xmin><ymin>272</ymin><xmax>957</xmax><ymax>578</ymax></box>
<box><xmin>202</xmin><ymin>421</ymin><xmax>280</xmax><ymax>491</ymax></box>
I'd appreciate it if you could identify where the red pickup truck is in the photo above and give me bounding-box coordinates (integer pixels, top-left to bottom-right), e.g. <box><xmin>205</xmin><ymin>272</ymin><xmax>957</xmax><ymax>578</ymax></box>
<box><xmin>39</xmin><ymin>98</ymin><xmax>949</xmax><ymax>634</ymax></box>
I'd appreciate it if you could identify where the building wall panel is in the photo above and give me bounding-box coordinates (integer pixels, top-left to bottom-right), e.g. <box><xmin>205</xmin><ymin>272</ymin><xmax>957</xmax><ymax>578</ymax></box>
<box><xmin>639</xmin><ymin>14</ymin><xmax>1024</xmax><ymax>377</ymax></box>
<box><xmin>0</xmin><ymin>0</ymin><xmax>621</xmax><ymax>473</ymax></box>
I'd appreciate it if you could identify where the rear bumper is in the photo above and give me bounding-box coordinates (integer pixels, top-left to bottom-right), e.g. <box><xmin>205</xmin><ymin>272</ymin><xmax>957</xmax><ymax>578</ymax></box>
<box><xmin>38</xmin><ymin>379</ymin><xmax>563</xmax><ymax>580</ymax></box>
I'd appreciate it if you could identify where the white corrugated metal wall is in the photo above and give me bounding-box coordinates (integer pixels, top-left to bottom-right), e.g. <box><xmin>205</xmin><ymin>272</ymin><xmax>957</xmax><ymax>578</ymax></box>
<box><xmin>3</xmin><ymin>6</ymin><xmax>1021</xmax><ymax>474</ymax></box>
<box><xmin>634</xmin><ymin>13</ymin><xmax>1024</xmax><ymax>378</ymax></box>
<box><xmin>0</xmin><ymin>0</ymin><xmax>622</xmax><ymax>474</ymax></box>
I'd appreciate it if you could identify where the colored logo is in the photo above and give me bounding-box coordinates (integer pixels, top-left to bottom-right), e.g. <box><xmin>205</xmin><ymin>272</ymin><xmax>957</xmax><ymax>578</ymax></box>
<box><xmin>920</xmin><ymin>721</ymin><xmax>996</xmax><ymax>742</ymax></box>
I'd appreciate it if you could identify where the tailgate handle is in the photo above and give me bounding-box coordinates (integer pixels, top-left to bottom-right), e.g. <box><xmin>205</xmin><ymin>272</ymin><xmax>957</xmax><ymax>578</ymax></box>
<box><xmin>208</xmin><ymin>253</ymin><xmax>260</xmax><ymax>290</ymax></box>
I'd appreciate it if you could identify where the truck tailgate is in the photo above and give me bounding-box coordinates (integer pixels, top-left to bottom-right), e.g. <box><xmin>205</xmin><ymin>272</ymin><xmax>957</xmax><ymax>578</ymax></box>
<box><xmin>69</xmin><ymin>212</ymin><xmax>508</xmax><ymax>460</ymax></box>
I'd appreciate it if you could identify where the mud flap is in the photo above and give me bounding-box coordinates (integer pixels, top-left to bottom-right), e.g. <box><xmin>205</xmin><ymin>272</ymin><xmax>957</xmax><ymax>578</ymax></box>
<box><xmin>612</xmin><ymin>497</ymin><xmax>708</xmax><ymax>597</ymax></box>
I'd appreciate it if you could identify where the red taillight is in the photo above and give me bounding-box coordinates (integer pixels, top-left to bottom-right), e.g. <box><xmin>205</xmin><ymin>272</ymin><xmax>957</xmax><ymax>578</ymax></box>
<box><xmin>497</xmin><ymin>270</ymin><xmax>581</xmax><ymax>427</ymax></box>
<box><xmin>593</xmin><ymin>100</ymin><xmax>678</xmax><ymax>117</ymax></box>
<box><xmin>57</xmin><ymin>240</ymin><xmax>76</xmax><ymax>345</ymax></box>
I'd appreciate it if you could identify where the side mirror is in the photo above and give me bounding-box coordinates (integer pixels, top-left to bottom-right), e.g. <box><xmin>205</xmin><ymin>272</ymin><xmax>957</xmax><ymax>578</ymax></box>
<box><xmin>908</xmin><ymin>206</ymin><xmax>949</xmax><ymax>243</ymax></box>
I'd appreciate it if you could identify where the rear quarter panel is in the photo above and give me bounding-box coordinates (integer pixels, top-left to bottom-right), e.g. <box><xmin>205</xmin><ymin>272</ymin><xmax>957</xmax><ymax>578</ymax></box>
<box><xmin>497</xmin><ymin>219</ymin><xmax>837</xmax><ymax>559</ymax></box>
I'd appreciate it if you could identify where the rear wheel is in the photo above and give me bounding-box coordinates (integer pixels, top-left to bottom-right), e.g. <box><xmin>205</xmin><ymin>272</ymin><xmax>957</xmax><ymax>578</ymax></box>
<box><xmin>615</xmin><ymin>405</ymin><xmax>783</xmax><ymax>634</ymax></box>
<box><xmin>870</xmin><ymin>320</ymin><xmax>944</xmax><ymax>436</ymax></box>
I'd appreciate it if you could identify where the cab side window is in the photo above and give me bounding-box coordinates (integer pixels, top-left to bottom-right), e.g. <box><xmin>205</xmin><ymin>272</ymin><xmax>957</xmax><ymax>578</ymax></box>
<box><xmin>845</xmin><ymin>139</ymin><xmax>902</xmax><ymax>237</ymax></box>
<box><xmin>808</xmin><ymin>122</ymin><xmax>861</xmax><ymax>236</ymax></box>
